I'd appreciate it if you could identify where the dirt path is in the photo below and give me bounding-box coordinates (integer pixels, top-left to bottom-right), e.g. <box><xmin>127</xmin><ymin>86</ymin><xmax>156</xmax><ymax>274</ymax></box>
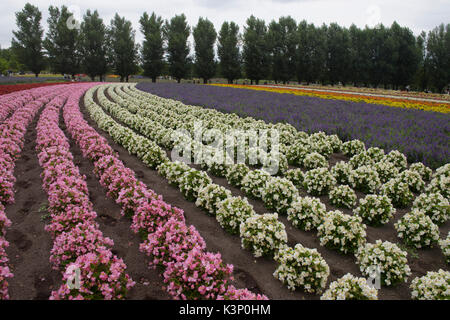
<box><xmin>5</xmin><ymin>104</ymin><xmax>61</xmax><ymax>300</ymax></box>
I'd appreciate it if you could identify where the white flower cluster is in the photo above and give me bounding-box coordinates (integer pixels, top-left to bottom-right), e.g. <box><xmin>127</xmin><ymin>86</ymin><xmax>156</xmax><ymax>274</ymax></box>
<box><xmin>350</xmin><ymin>166</ymin><xmax>381</xmax><ymax>194</ymax></box>
<box><xmin>287</xmin><ymin>196</ymin><xmax>327</xmax><ymax>231</ymax></box>
<box><xmin>317</xmin><ymin>210</ymin><xmax>367</xmax><ymax>254</ymax></box>
<box><xmin>196</xmin><ymin>184</ymin><xmax>232</xmax><ymax>216</ymax></box>
<box><xmin>286</xmin><ymin>141</ymin><xmax>309</xmax><ymax>166</ymax></box>
<box><xmin>409</xmin><ymin>162</ymin><xmax>432</xmax><ymax>181</ymax></box>
<box><xmin>308</xmin><ymin>132</ymin><xmax>334</xmax><ymax>158</ymax></box>
<box><xmin>330</xmin><ymin>161</ymin><xmax>353</xmax><ymax>185</ymax></box>
<box><xmin>382</xmin><ymin>150</ymin><xmax>407</xmax><ymax>171</ymax></box>
<box><xmin>216</xmin><ymin>196</ymin><xmax>256</xmax><ymax>235</ymax></box>
<box><xmin>302</xmin><ymin>152</ymin><xmax>328</xmax><ymax>170</ymax></box>
<box><xmin>410</xmin><ymin>269</ymin><xmax>450</xmax><ymax>300</ymax></box>
<box><xmin>412</xmin><ymin>193</ymin><xmax>449</xmax><ymax>225</ymax></box>
<box><xmin>373</xmin><ymin>161</ymin><xmax>400</xmax><ymax>184</ymax></box>
<box><xmin>261</xmin><ymin>177</ymin><xmax>299</xmax><ymax>214</ymax></box>
<box><xmin>342</xmin><ymin>140</ymin><xmax>365</xmax><ymax>157</ymax></box>
<box><xmin>325</xmin><ymin>134</ymin><xmax>343</xmax><ymax>153</ymax></box>
<box><xmin>241</xmin><ymin>169</ymin><xmax>271</xmax><ymax>199</ymax></box>
<box><xmin>273</xmin><ymin>244</ymin><xmax>330</xmax><ymax>293</ymax></box>
<box><xmin>178</xmin><ymin>168</ymin><xmax>213</xmax><ymax>202</ymax></box>
<box><xmin>426</xmin><ymin>175</ymin><xmax>449</xmax><ymax>200</ymax></box>
<box><xmin>440</xmin><ymin>232</ymin><xmax>450</xmax><ymax>264</ymax></box>
<box><xmin>240</xmin><ymin>213</ymin><xmax>288</xmax><ymax>258</ymax></box>
<box><xmin>381</xmin><ymin>178</ymin><xmax>414</xmax><ymax>208</ymax></box>
<box><xmin>261</xmin><ymin>151</ymin><xmax>289</xmax><ymax>175</ymax></box>
<box><xmin>284</xmin><ymin>168</ymin><xmax>304</xmax><ymax>189</ymax></box>
<box><xmin>365</xmin><ymin>147</ymin><xmax>385</xmax><ymax>163</ymax></box>
<box><xmin>433</xmin><ymin>163</ymin><xmax>450</xmax><ymax>179</ymax></box>
<box><xmin>303</xmin><ymin>167</ymin><xmax>336</xmax><ymax>196</ymax></box>
<box><xmin>355</xmin><ymin>240</ymin><xmax>411</xmax><ymax>286</ymax></box>
<box><xmin>329</xmin><ymin>185</ymin><xmax>357</xmax><ymax>209</ymax></box>
<box><xmin>225</xmin><ymin>163</ymin><xmax>250</xmax><ymax>187</ymax></box>
<box><xmin>348</xmin><ymin>151</ymin><xmax>375</xmax><ymax>169</ymax></box>
<box><xmin>394</xmin><ymin>210</ymin><xmax>440</xmax><ymax>249</ymax></box>
<box><xmin>398</xmin><ymin>170</ymin><xmax>425</xmax><ymax>193</ymax></box>
<box><xmin>354</xmin><ymin>194</ymin><xmax>396</xmax><ymax>226</ymax></box>
<box><xmin>320</xmin><ymin>273</ymin><xmax>378</xmax><ymax>300</ymax></box>
<box><xmin>157</xmin><ymin>161</ymin><xmax>191</xmax><ymax>186</ymax></box>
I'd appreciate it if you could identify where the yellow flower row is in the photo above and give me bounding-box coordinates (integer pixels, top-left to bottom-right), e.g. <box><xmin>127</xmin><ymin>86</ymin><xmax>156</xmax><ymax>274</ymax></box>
<box><xmin>209</xmin><ymin>84</ymin><xmax>450</xmax><ymax>114</ymax></box>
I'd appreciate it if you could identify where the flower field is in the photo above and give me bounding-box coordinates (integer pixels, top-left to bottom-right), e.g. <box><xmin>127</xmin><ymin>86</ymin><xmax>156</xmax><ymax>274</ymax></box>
<box><xmin>0</xmin><ymin>82</ymin><xmax>449</xmax><ymax>300</ymax></box>
<box><xmin>0</xmin><ymin>82</ymin><xmax>71</xmax><ymax>96</ymax></box>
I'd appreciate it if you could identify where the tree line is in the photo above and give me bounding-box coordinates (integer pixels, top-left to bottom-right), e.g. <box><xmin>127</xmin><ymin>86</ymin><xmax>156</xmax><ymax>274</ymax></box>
<box><xmin>8</xmin><ymin>3</ymin><xmax>450</xmax><ymax>92</ymax></box>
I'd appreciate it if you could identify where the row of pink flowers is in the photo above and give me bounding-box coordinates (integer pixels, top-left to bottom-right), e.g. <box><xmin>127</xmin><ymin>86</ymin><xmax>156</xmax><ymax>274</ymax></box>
<box><xmin>0</xmin><ymin>85</ymin><xmax>56</xmax><ymax>124</ymax></box>
<box><xmin>34</xmin><ymin>84</ymin><xmax>135</xmax><ymax>300</ymax></box>
<box><xmin>63</xmin><ymin>87</ymin><xmax>268</xmax><ymax>300</ymax></box>
<box><xmin>0</xmin><ymin>86</ymin><xmax>69</xmax><ymax>299</ymax></box>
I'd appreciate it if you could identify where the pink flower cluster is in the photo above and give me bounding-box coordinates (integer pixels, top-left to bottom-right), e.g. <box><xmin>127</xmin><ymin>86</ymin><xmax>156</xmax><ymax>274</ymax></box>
<box><xmin>0</xmin><ymin>85</ymin><xmax>68</xmax><ymax>299</ymax></box>
<box><xmin>34</xmin><ymin>84</ymin><xmax>135</xmax><ymax>300</ymax></box>
<box><xmin>63</xmin><ymin>88</ymin><xmax>268</xmax><ymax>300</ymax></box>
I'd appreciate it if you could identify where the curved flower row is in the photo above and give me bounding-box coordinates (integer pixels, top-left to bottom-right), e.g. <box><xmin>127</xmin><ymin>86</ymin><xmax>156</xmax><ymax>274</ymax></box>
<box><xmin>0</xmin><ymin>85</ymin><xmax>69</xmax><ymax>299</ymax></box>
<box><xmin>210</xmin><ymin>84</ymin><xmax>450</xmax><ymax>114</ymax></box>
<box><xmin>35</xmin><ymin>83</ymin><xmax>135</xmax><ymax>300</ymax></box>
<box><xmin>64</xmin><ymin>85</ymin><xmax>267</xmax><ymax>300</ymax></box>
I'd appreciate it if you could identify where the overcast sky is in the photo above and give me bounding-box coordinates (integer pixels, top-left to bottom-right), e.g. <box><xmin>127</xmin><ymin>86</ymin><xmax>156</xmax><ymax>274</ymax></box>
<box><xmin>1</xmin><ymin>0</ymin><xmax>449</xmax><ymax>49</ymax></box>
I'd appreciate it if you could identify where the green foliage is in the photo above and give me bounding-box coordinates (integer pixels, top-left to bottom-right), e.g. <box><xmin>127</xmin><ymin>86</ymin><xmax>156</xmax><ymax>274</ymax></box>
<box><xmin>218</xmin><ymin>21</ymin><xmax>241</xmax><ymax>83</ymax></box>
<box><xmin>80</xmin><ymin>10</ymin><xmax>108</xmax><ymax>80</ymax></box>
<box><xmin>44</xmin><ymin>5</ymin><xmax>81</xmax><ymax>76</ymax></box>
<box><xmin>11</xmin><ymin>3</ymin><xmax>45</xmax><ymax>76</ymax></box>
<box><xmin>140</xmin><ymin>12</ymin><xmax>164</xmax><ymax>82</ymax></box>
<box><xmin>107</xmin><ymin>13</ymin><xmax>139</xmax><ymax>82</ymax></box>
<box><xmin>164</xmin><ymin>14</ymin><xmax>190</xmax><ymax>83</ymax></box>
<box><xmin>243</xmin><ymin>15</ymin><xmax>269</xmax><ymax>84</ymax></box>
<box><xmin>193</xmin><ymin>17</ymin><xmax>217</xmax><ymax>83</ymax></box>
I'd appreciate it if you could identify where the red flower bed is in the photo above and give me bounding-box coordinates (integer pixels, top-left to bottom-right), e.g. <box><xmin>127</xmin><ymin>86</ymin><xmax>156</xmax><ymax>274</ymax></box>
<box><xmin>0</xmin><ymin>82</ymin><xmax>71</xmax><ymax>96</ymax></box>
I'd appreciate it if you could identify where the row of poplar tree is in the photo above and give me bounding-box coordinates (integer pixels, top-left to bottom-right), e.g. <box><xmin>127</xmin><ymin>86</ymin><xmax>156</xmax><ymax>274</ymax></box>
<box><xmin>10</xmin><ymin>3</ymin><xmax>450</xmax><ymax>91</ymax></box>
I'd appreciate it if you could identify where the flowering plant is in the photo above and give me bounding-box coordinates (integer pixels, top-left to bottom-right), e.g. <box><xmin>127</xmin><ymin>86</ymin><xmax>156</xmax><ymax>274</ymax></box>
<box><xmin>241</xmin><ymin>169</ymin><xmax>271</xmax><ymax>199</ymax></box>
<box><xmin>381</xmin><ymin>178</ymin><xmax>414</xmax><ymax>208</ymax></box>
<box><xmin>261</xmin><ymin>177</ymin><xmax>298</xmax><ymax>214</ymax></box>
<box><xmin>412</xmin><ymin>192</ymin><xmax>449</xmax><ymax>225</ymax></box>
<box><xmin>354</xmin><ymin>194</ymin><xmax>396</xmax><ymax>226</ymax></box>
<box><xmin>196</xmin><ymin>184</ymin><xmax>232</xmax><ymax>216</ymax></box>
<box><xmin>410</xmin><ymin>269</ymin><xmax>450</xmax><ymax>300</ymax></box>
<box><xmin>355</xmin><ymin>240</ymin><xmax>411</xmax><ymax>286</ymax></box>
<box><xmin>287</xmin><ymin>196</ymin><xmax>327</xmax><ymax>231</ymax></box>
<box><xmin>179</xmin><ymin>168</ymin><xmax>212</xmax><ymax>201</ymax></box>
<box><xmin>329</xmin><ymin>185</ymin><xmax>357</xmax><ymax>209</ymax></box>
<box><xmin>284</xmin><ymin>168</ymin><xmax>304</xmax><ymax>189</ymax></box>
<box><xmin>302</xmin><ymin>152</ymin><xmax>328</xmax><ymax>170</ymax></box>
<box><xmin>394</xmin><ymin>210</ymin><xmax>440</xmax><ymax>248</ymax></box>
<box><xmin>240</xmin><ymin>213</ymin><xmax>288</xmax><ymax>258</ymax></box>
<box><xmin>157</xmin><ymin>161</ymin><xmax>191</xmax><ymax>186</ymax></box>
<box><xmin>303</xmin><ymin>167</ymin><xmax>336</xmax><ymax>196</ymax></box>
<box><xmin>409</xmin><ymin>162</ymin><xmax>432</xmax><ymax>181</ymax></box>
<box><xmin>382</xmin><ymin>150</ymin><xmax>407</xmax><ymax>171</ymax></box>
<box><xmin>342</xmin><ymin>140</ymin><xmax>365</xmax><ymax>157</ymax></box>
<box><xmin>373</xmin><ymin>161</ymin><xmax>399</xmax><ymax>184</ymax></box>
<box><xmin>273</xmin><ymin>244</ymin><xmax>329</xmax><ymax>293</ymax></box>
<box><xmin>225</xmin><ymin>163</ymin><xmax>250</xmax><ymax>187</ymax></box>
<box><xmin>350</xmin><ymin>166</ymin><xmax>381</xmax><ymax>194</ymax></box>
<box><xmin>330</xmin><ymin>161</ymin><xmax>353</xmax><ymax>185</ymax></box>
<box><xmin>398</xmin><ymin>170</ymin><xmax>425</xmax><ymax>193</ymax></box>
<box><xmin>216</xmin><ymin>196</ymin><xmax>256</xmax><ymax>235</ymax></box>
<box><xmin>440</xmin><ymin>232</ymin><xmax>449</xmax><ymax>264</ymax></box>
<box><xmin>320</xmin><ymin>273</ymin><xmax>378</xmax><ymax>300</ymax></box>
<box><xmin>317</xmin><ymin>210</ymin><xmax>366</xmax><ymax>254</ymax></box>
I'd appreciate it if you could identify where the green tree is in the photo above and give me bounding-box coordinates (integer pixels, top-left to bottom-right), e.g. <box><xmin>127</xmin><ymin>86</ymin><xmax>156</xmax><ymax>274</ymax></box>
<box><xmin>426</xmin><ymin>24</ymin><xmax>450</xmax><ymax>92</ymax></box>
<box><xmin>164</xmin><ymin>14</ymin><xmax>190</xmax><ymax>83</ymax></box>
<box><xmin>108</xmin><ymin>13</ymin><xmax>139</xmax><ymax>82</ymax></box>
<box><xmin>140</xmin><ymin>12</ymin><xmax>164</xmax><ymax>82</ymax></box>
<box><xmin>44</xmin><ymin>5</ymin><xmax>81</xmax><ymax>77</ymax></box>
<box><xmin>243</xmin><ymin>15</ymin><xmax>269</xmax><ymax>84</ymax></box>
<box><xmin>11</xmin><ymin>3</ymin><xmax>45</xmax><ymax>77</ymax></box>
<box><xmin>193</xmin><ymin>17</ymin><xmax>217</xmax><ymax>84</ymax></box>
<box><xmin>80</xmin><ymin>10</ymin><xmax>108</xmax><ymax>81</ymax></box>
<box><xmin>325</xmin><ymin>23</ymin><xmax>351</xmax><ymax>85</ymax></box>
<box><xmin>267</xmin><ymin>16</ymin><xmax>297</xmax><ymax>84</ymax></box>
<box><xmin>217</xmin><ymin>21</ymin><xmax>241</xmax><ymax>84</ymax></box>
